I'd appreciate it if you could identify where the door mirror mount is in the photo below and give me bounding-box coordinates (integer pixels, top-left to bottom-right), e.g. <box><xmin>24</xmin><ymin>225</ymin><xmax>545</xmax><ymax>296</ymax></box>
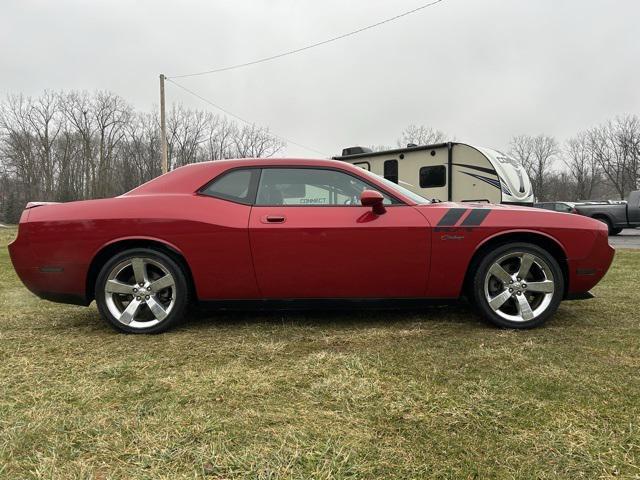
<box><xmin>360</xmin><ymin>190</ymin><xmax>386</xmax><ymax>215</ymax></box>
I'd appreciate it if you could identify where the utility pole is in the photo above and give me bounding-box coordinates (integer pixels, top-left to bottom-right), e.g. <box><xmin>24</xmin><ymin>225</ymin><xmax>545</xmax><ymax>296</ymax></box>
<box><xmin>159</xmin><ymin>73</ymin><xmax>168</xmax><ymax>174</ymax></box>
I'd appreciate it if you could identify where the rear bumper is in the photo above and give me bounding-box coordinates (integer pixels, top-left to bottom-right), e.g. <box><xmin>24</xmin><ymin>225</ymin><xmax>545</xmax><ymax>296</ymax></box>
<box><xmin>8</xmin><ymin>223</ymin><xmax>90</xmax><ymax>306</ymax></box>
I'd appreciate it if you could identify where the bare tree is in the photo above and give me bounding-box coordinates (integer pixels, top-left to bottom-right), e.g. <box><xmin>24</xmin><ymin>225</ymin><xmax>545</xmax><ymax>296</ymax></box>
<box><xmin>364</xmin><ymin>125</ymin><xmax>448</xmax><ymax>153</ymax></box>
<box><xmin>545</xmin><ymin>170</ymin><xmax>574</xmax><ymax>201</ymax></box>
<box><xmin>233</xmin><ymin>124</ymin><xmax>285</xmax><ymax>158</ymax></box>
<box><xmin>55</xmin><ymin>127</ymin><xmax>84</xmax><ymax>201</ymax></box>
<box><xmin>510</xmin><ymin>134</ymin><xmax>559</xmax><ymax>201</ymax></box>
<box><xmin>368</xmin><ymin>144</ymin><xmax>393</xmax><ymax>152</ymax></box>
<box><xmin>396</xmin><ymin>124</ymin><xmax>448</xmax><ymax>147</ymax></box>
<box><xmin>60</xmin><ymin>91</ymin><xmax>96</xmax><ymax>198</ymax></box>
<box><xmin>205</xmin><ymin>116</ymin><xmax>236</xmax><ymax>160</ymax></box>
<box><xmin>27</xmin><ymin>91</ymin><xmax>62</xmax><ymax>198</ymax></box>
<box><xmin>0</xmin><ymin>95</ymin><xmax>41</xmax><ymax>203</ymax></box>
<box><xmin>564</xmin><ymin>132</ymin><xmax>600</xmax><ymax>200</ymax></box>
<box><xmin>587</xmin><ymin>115</ymin><xmax>640</xmax><ymax>199</ymax></box>
<box><xmin>119</xmin><ymin>112</ymin><xmax>161</xmax><ymax>192</ymax></box>
<box><xmin>92</xmin><ymin>91</ymin><xmax>131</xmax><ymax>197</ymax></box>
<box><xmin>509</xmin><ymin>135</ymin><xmax>534</xmax><ymax>177</ymax></box>
<box><xmin>166</xmin><ymin>105</ymin><xmax>211</xmax><ymax>169</ymax></box>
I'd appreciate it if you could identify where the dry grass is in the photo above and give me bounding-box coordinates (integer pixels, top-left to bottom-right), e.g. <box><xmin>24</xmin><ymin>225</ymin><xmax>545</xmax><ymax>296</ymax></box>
<box><xmin>1</xmin><ymin>226</ymin><xmax>639</xmax><ymax>479</ymax></box>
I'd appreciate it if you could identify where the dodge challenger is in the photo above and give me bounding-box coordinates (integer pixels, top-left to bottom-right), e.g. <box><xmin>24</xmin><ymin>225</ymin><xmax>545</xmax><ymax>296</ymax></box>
<box><xmin>8</xmin><ymin>158</ymin><xmax>614</xmax><ymax>333</ymax></box>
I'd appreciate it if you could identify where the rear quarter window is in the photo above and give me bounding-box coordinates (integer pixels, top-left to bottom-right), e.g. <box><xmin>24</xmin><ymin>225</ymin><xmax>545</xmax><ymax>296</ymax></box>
<box><xmin>200</xmin><ymin>168</ymin><xmax>259</xmax><ymax>204</ymax></box>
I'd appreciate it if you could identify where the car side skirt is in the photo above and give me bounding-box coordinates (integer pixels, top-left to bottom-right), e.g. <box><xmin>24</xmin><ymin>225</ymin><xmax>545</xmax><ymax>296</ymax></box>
<box><xmin>196</xmin><ymin>297</ymin><xmax>462</xmax><ymax>312</ymax></box>
<box><xmin>35</xmin><ymin>291</ymin><xmax>91</xmax><ymax>306</ymax></box>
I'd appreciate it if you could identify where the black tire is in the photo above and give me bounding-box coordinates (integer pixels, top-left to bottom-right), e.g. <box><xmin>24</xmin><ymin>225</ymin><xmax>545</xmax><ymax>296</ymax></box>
<box><xmin>471</xmin><ymin>242</ymin><xmax>564</xmax><ymax>329</ymax></box>
<box><xmin>594</xmin><ymin>216</ymin><xmax>614</xmax><ymax>235</ymax></box>
<box><xmin>610</xmin><ymin>228</ymin><xmax>623</xmax><ymax>236</ymax></box>
<box><xmin>95</xmin><ymin>248</ymin><xmax>189</xmax><ymax>333</ymax></box>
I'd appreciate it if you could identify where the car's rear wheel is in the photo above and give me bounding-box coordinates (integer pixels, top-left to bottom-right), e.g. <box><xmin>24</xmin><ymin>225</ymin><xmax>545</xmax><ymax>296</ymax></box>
<box><xmin>471</xmin><ymin>243</ymin><xmax>564</xmax><ymax>329</ymax></box>
<box><xmin>95</xmin><ymin>248</ymin><xmax>188</xmax><ymax>333</ymax></box>
<box><xmin>610</xmin><ymin>227</ymin><xmax>623</xmax><ymax>236</ymax></box>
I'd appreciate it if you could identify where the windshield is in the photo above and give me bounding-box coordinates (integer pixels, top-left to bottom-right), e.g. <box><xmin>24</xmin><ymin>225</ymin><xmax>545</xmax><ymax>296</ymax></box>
<box><xmin>359</xmin><ymin>169</ymin><xmax>431</xmax><ymax>204</ymax></box>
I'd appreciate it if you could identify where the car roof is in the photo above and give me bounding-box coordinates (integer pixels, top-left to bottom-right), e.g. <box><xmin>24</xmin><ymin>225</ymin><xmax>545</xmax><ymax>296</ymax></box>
<box><xmin>122</xmin><ymin>157</ymin><xmax>398</xmax><ymax>198</ymax></box>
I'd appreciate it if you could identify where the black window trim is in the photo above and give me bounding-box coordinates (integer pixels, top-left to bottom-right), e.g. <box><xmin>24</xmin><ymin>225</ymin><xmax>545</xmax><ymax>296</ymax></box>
<box><xmin>254</xmin><ymin>166</ymin><xmax>405</xmax><ymax>207</ymax></box>
<box><xmin>197</xmin><ymin>167</ymin><xmax>260</xmax><ymax>205</ymax></box>
<box><xmin>197</xmin><ymin>165</ymin><xmax>407</xmax><ymax>207</ymax></box>
<box><xmin>419</xmin><ymin>165</ymin><xmax>447</xmax><ymax>189</ymax></box>
<box><xmin>195</xmin><ymin>165</ymin><xmax>408</xmax><ymax>208</ymax></box>
<box><xmin>383</xmin><ymin>159</ymin><xmax>399</xmax><ymax>184</ymax></box>
<box><xmin>353</xmin><ymin>161</ymin><xmax>371</xmax><ymax>171</ymax></box>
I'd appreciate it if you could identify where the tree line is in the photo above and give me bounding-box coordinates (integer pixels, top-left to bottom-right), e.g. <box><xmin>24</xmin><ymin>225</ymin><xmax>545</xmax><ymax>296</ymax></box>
<box><xmin>1</xmin><ymin>90</ymin><xmax>639</xmax><ymax>224</ymax></box>
<box><xmin>0</xmin><ymin>90</ymin><xmax>284</xmax><ymax>223</ymax></box>
<box><xmin>509</xmin><ymin>115</ymin><xmax>640</xmax><ymax>203</ymax></box>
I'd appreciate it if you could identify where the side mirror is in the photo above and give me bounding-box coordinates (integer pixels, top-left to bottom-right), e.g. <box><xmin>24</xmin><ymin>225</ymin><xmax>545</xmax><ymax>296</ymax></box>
<box><xmin>360</xmin><ymin>189</ymin><xmax>386</xmax><ymax>215</ymax></box>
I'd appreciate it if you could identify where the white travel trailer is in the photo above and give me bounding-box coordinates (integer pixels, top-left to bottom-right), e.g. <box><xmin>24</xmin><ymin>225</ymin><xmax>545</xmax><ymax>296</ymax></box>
<box><xmin>333</xmin><ymin>142</ymin><xmax>534</xmax><ymax>205</ymax></box>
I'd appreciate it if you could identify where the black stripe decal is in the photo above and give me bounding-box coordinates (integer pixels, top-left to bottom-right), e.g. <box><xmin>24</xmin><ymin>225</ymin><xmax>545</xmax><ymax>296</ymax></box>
<box><xmin>461</xmin><ymin>209</ymin><xmax>491</xmax><ymax>226</ymax></box>
<box><xmin>461</xmin><ymin>171</ymin><xmax>501</xmax><ymax>189</ymax></box>
<box><xmin>437</xmin><ymin>208</ymin><xmax>467</xmax><ymax>226</ymax></box>
<box><xmin>453</xmin><ymin>163</ymin><xmax>497</xmax><ymax>175</ymax></box>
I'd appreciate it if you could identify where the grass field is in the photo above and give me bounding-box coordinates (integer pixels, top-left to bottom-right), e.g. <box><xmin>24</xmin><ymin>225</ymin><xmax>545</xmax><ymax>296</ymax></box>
<box><xmin>1</xmin><ymin>226</ymin><xmax>639</xmax><ymax>479</ymax></box>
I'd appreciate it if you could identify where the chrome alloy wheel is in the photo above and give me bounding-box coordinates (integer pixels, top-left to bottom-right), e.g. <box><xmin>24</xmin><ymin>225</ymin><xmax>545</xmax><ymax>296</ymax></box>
<box><xmin>483</xmin><ymin>251</ymin><xmax>555</xmax><ymax>323</ymax></box>
<box><xmin>104</xmin><ymin>257</ymin><xmax>176</xmax><ymax>329</ymax></box>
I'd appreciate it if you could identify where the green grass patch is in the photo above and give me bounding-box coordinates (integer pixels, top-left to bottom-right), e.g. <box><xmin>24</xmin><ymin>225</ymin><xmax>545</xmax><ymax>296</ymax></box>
<box><xmin>1</xmin><ymin>227</ymin><xmax>639</xmax><ymax>479</ymax></box>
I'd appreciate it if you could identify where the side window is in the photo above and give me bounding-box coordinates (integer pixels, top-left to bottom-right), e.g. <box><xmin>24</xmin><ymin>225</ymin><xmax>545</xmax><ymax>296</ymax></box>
<box><xmin>419</xmin><ymin>165</ymin><xmax>446</xmax><ymax>188</ymax></box>
<box><xmin>255</xmin><ymin>168</ymin><xmax>396</xmax><ymax>206</ymax></box>
<box><xmin>383</xmin><ymin>159</ymin><xmax>398</xmax><ymax>184</ymax></box>
<box><xmin>353</xmin><ymin>161</ymin><xmax>371</xmax><ymax>171</ymax></box>
<box><xmin>200</xmin><ymin>169</ymin><xmax>258</xmax><ymax>204</ymax></box>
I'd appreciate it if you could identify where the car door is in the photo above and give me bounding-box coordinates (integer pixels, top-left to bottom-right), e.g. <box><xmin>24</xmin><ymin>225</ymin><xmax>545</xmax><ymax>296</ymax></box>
<box><xmin>195</xmin><ymin>167</ymin><xmax>261</xmax><ymax>299</ymax></box>
<box><xmin>248</xmin><ymin>167</ymin><xmax>430</xmax><ymax>299</ymax></box>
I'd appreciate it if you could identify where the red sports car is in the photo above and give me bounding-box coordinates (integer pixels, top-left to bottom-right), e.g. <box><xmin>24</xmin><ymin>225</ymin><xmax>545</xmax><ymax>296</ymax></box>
<box><xmin>8</xmin><ymin>158</ymin><xmax>614</xmax><ymax>333</ymax></box>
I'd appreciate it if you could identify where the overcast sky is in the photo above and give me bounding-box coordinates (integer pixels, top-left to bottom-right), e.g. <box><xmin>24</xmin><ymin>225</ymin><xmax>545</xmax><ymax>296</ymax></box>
<box><xmin>2</xmin><ymin>0</ymin><xmax>639</xmax><ymax>157</ymax></box>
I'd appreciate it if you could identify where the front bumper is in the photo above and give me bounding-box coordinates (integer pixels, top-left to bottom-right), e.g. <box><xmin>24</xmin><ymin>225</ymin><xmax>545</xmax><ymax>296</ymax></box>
<box><xmin>566</xmin><ymin>230</ymin><xmax>615</xmax><ymax>295</ymax></box>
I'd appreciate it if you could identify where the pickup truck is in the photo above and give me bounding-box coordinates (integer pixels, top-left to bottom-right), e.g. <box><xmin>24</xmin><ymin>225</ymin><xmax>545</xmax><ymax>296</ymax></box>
<box><xmin>574</xmin><ymin>190</ymin><xmax>640</xmax><ymax>235</ymax></box>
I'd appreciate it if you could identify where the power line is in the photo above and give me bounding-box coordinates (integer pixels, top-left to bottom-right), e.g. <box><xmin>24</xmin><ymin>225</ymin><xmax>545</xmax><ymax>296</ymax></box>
<box><xmin>168</xmin><ymin>0</ymin><xmax>444</xmax><ymax>79</ymax></box>
<box><xmin>166</xmin><ymin>78</ymin><xmax>329</xmax><ymax>156</ymax></box>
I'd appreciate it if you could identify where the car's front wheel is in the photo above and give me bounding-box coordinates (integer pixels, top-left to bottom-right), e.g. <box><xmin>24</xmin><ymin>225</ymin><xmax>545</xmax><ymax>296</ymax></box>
<box><xmin>95</xmin><ymin>248</ymin><xmax>189</xmax><ymax>333</ymax></box>
<box><xmin>471</xmin><ymin>243</ymin><xmax>564</xmax><ymax>329</ymax></box>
